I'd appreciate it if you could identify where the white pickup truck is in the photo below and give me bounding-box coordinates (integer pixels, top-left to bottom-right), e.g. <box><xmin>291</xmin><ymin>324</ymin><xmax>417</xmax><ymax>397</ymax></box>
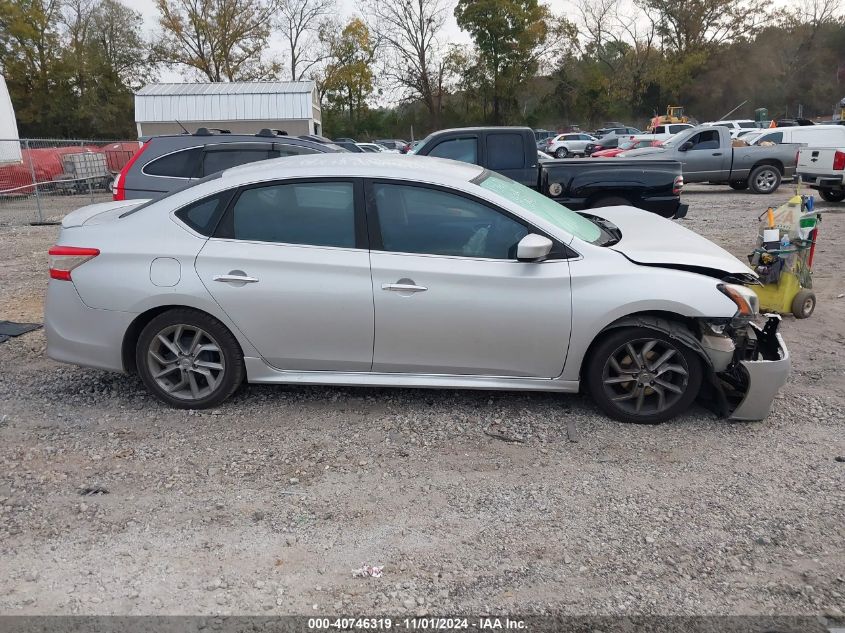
<box><xmin>797</xmin><ymin>147</ymin><xmax>845</xmax><ymax>202</ymax></box>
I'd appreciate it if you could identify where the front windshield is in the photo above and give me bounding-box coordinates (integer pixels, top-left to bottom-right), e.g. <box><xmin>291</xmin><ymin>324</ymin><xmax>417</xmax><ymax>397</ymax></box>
<box><xmin>477</xmin><ymin>171</ymin><xmax>601</xmax><ymax>244</ymax></box>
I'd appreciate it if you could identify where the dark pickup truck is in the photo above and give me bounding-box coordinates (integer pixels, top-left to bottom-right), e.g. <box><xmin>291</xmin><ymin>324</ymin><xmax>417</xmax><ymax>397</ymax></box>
<box><xmin>412</xmin><ymin>126</ymin><xmax>688</xmax><ymax>218</ymax></box>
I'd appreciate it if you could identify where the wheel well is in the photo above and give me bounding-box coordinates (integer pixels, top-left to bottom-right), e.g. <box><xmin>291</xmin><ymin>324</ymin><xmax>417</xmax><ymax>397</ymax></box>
<box><xmin>578</xmin><ymin>311</ymin><xmax>699</xmax><ymax>383</ymax></box>
<box><xmin>751</xmin><ymin>159</ymin><xmax>784</xmax><ymax>175</ymax></box>
<box><xmin>121</xmin><ymin>305</ymin><xmax>243</xmax><ymax>374</ymax></box>
<box><xmin>585</xmin><ymin>192</ymin><xmax>631</xmax><ymax>207</ymax></box>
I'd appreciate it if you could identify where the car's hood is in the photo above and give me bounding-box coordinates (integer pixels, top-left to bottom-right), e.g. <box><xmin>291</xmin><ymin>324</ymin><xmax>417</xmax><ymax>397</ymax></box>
<box><xmin>587</xmin><ymin>206</ymin><xmax>756</xmax><ymax>278</ymax></box>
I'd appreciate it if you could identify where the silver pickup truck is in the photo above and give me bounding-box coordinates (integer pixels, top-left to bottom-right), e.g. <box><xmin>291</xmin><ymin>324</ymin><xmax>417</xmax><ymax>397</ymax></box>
<box><xmin>618</xmin><ymin>126</ymin><xmax>799</xmax><ymax>194</ymax></box>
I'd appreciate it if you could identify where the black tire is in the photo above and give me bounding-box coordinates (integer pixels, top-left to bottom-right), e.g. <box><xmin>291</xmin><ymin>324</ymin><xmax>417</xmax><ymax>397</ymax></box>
<box><xmin>748</xmin><ymin>164</ymin><xmax>782</xmax><ymax>194</ymax></box>
<box><xmin>791</xmin><ymin>290</ymin><xmax>816</xmax><ymax>319</ymax></box>
<box><xmin>555</xmin><ymin>147</ymin><xmax>569</xmax><ymax>158</ymax></box>
<box><xmin>729</xmin><ymin>180</ymin><xmax>748</xmax><ymax>191</ymax></box>
<box><xmin>819</xmin><ymin>188</ymin><xmax>845</xmax><ymax>202</ymax></box>
<box><xmin>586</xmin><ymin>327</ymin><xmax>703</xmax><ymax>424</ymax></box>
<box><xmin>590</xmin><ymin>196</ymin><xmax>630</xmax><ymax>208</ymax></box>
<box><xmin>136</xmin><ymin>308</ymin><xmax>245</xmax><ymax>409</ymax></box>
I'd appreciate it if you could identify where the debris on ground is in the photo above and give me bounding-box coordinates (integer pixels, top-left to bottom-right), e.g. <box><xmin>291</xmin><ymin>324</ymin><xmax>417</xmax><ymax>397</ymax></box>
<box><xmin>78</xmin><ymin>485</ymin><xmax>109</xmax><ymax>496</ymax></box>
<box><xmin>352</xmin><ymin>564</ymin><xmax>383</xmax><ymax>578</ymax></box>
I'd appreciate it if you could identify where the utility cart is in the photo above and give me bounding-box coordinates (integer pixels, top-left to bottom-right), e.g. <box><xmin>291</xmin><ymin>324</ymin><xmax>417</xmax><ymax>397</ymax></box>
<box><xmin>748</xmin><ymin>194</ymin><xmax>820</xmax><ymax>319</ymax></box>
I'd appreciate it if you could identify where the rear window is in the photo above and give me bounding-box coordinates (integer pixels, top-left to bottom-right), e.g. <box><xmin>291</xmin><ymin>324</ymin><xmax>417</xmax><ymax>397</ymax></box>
<box><xmin>174</xmin><ymin>191</ymin><xmax>231</xmax><ymax>236</ymax></box>
<box><xmin>486</xmin><ymin>133</ymin><xmax>524</xmax><ymax>170</ymax></box>
<box><xmin>202</xmin><ymin>149</ymin><xmax>273</xmax><ymax>175</ymax></box>
<box><xmin>143</xmin><ymin>147</ymin><xmax>201</xmax><ymax>178</ymax></box>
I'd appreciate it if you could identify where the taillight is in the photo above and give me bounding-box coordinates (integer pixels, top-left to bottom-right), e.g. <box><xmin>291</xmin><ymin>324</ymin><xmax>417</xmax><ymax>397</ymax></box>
<box><xmin>673</xmin><ymin>175</ymin><xmax>684</xmax><ymax>195</ymax></box>
<box><xmin>113</xmin><ymin>142</ymin><xmax>148</xmax><ymax>201</ymax></box>
<box><xmin>833</xmin><ymin>150</ymin><xmax>845</xmax><ymax>171</ymax></box>
<box><xmin>48</xmin><ymin>246</ymin><xmax>100</xmax><ymax>281</ymax></box>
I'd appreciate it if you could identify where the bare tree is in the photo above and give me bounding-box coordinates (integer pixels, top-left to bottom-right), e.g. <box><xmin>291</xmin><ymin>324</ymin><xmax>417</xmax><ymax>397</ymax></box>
<box><xmin>154</xmin><ymin>0</ymin><xmax>281</xmax><ymax>81</ymax></box>
<box><xmin>364</xmin><ymin>0</ymin><xmax>450</xmax><ymax>128</ymax></box>
<box><xmin>278</xmin><ymin>0</ymin><xmax>335</xmax><ymax>80</ymax></box>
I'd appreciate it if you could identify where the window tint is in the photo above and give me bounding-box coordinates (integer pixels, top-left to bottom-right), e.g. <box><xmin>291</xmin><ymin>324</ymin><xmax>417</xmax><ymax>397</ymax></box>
<box><xmin>175</xmin><ymin>192</ymin><xmax>230</xmax><ymax>236</ymax></box>
<box><xmin>486</xmin><ymin>133</ymin><xmax>524</xmax><ymax>170</ymax></box>
<box><xmin>202</xmin><ymin>149</ymin><xmax>273</xmax><ymax>175</ymax></box>
<box><xmin>429</xmin><ymin>137</ymin><xmax>478</xmax><ymax>163</ymax></box>
<box><xmin>373</xmin><ymin>183</ymin><xmax>529</xmax><ymax>259</ymax></box>
<box><xmin>277</xmin><ymin>144</ymin><xmax>321</xmax><ymax>157</ymax></box>
<box><xmin>739</xmin><ymin>121</ymin><xmax>757</xmax><ymax>128</ymax></box>
<box><xmin>689</xmin><ymin>130</ymin><xmax>720</xmax><ymax>150</ymax></box>
<box><xmin>221</xmin><ymin>181</ymin><xmax>355</xmax><ymax>248</ymax></box>
<box><xmin>144</xmin><ymin>148</ymin><xmax>201</xmax><ymax>178</ymax></box>
<box><xmin>668</xmin><ymin>125</ymin><xmax>687</xmax><ymax>133</ymax></box>
<box><xmin>654</xmin><ymin>126</ymin><xmax>665</xmax><ymax>134</ymax></box>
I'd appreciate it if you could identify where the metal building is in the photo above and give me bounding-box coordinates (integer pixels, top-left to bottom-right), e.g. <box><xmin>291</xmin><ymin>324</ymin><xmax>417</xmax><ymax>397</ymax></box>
<box><xmin>134</xmin><ymin>81</ymin><xmax>322</xmax><ymax>139</ymax></box>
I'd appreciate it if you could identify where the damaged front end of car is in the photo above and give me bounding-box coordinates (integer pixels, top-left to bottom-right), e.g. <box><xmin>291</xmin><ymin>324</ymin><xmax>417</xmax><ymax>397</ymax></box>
<box><xmin>697</xmin><ymin>312</ymin><xmax>790</xmax><ymax>420</ymax></box>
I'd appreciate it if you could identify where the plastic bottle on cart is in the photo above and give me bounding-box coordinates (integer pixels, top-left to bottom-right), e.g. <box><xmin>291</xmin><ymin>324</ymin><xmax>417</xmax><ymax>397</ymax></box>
<box><xmin>780</xmin><ymin>234</ymin><xmax>790</xmax><ymax>250</ymax></box>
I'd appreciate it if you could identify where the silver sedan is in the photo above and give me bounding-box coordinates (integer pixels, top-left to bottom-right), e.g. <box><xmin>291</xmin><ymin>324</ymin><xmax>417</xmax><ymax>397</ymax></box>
<box><xmin>45</xmin><ymin>154</ymin><xmax>789</xmax><ymax>423</ymax></box>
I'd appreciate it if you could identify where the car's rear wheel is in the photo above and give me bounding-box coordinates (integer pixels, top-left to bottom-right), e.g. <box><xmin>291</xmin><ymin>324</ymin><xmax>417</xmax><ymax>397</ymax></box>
<box><xmin>586</xmin><ymin>327</ymin><xmax>703</xmax><ymax>424</ymax></box>
<box><xmin>136</xmin><ymin>309</ymin><xmax>244</xmax><ymax>409</ymax></box>
<box><xmin>729</xmin><ymin>180</ymin><xmax>748</xmax><ymax>190</ymax></box>
<box><xmin>819</xmin><ymin>188</ymin><xmax>845</xmax><ymax>202</ymax></box>
<box><xmin>555</xmin><ymin>147</ymin><xmax>569</xmax><ymax>158</ymax></box>
<box><xmin>748</xmin><ymin>165</ymin><xmax>781</xmax><ymax>194</ymax></box>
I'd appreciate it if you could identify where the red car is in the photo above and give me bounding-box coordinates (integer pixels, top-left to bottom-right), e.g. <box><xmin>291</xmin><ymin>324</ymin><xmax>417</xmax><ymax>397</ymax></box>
<box><xmin>591</xmin><ymin>138</ymin><xmax>663</xmax><ymax>158</ymax></box>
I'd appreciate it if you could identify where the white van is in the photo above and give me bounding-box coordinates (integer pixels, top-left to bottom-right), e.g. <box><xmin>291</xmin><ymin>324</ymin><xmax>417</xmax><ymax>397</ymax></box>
<box><xmin>750</xmin><ymin>125</ymin><xmax>845</xmax><ymax>148</ymax></box>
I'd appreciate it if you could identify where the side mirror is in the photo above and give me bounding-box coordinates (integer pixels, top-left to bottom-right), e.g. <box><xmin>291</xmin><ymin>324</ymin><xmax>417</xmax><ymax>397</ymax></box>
<box><xmin>516</xmin><ymin>234</ymin><xmax>553</xmax><ymax>262</ymax></box>
<box><xmin>679</xmin><ymin>141</ymin><xmax>694</xmax><ymax>152</ymax></box>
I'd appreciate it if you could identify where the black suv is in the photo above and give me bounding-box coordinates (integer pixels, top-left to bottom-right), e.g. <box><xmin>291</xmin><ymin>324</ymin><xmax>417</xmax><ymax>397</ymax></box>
<box><xmin>114</xmin><ymin>128</ymin><xmax>344</xmax><ymax>200</ymax></box>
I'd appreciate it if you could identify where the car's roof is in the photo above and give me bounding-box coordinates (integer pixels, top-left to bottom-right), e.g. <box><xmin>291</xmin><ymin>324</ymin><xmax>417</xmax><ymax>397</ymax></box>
<box><xmin>220</xmin><ymin>153</ymin><xmax>485</xmax><ymax>183</ymax></box>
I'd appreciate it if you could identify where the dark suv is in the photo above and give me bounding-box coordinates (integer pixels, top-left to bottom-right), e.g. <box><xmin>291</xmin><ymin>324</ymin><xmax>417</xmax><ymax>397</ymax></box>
<box><xmin>114</xmin><ymin>128</ymin><xmax>344</xmax><ymax>200</ymax></box>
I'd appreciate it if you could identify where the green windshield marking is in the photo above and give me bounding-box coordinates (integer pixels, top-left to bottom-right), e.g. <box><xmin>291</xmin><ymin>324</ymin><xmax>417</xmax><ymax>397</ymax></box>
<box><xmin>478</xmin><ymin>172</ymin><xmax>601</xmax><ymax>243</ymax></box>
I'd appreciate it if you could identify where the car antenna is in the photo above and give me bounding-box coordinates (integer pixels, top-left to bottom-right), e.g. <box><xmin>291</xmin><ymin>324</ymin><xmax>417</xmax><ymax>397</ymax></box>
<box><xmin>175</xmin><ymin>120</ymin><xmax>190</xmax><ymax>134</ymax></box>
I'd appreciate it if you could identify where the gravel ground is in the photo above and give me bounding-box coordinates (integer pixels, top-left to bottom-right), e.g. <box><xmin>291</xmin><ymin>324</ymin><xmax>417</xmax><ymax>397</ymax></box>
<box><xmin>0</xmin><ymin>184</ymin><xmax>843</xmax><ymax>617</ymax></box>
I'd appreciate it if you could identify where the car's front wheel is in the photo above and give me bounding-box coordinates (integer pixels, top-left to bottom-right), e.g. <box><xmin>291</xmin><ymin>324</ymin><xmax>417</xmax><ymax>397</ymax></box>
<box><xmin>136</xmin><ymin>308</ymin><xmax>245</xmax><ymax>409</ymax></box>
<box><xmin>586</xmin><ymin>327</ymin><xmax>703</xmax><ymax>424</ymax></box>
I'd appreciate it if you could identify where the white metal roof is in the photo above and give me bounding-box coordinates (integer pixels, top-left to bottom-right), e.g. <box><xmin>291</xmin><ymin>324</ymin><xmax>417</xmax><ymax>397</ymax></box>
<box><xmin>135</xmin><ymin>82</ymin><xmax>318</xmax><ymax>123</ymax></box>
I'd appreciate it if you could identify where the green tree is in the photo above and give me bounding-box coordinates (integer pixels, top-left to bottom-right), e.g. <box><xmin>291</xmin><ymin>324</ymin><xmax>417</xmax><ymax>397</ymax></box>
<box><xmin>317</xmin><ymin>18</ymin><xmax>376</xmax><ymax>122</ymax></box>
<box><xmin>454</xmin><ymin>0</ymin><xmax>558</xmax><ymax>124</ymax></box>
<box><xmin>154</xmin><ymin>0</ymin><xmax>281</xmax><ymax>81</ymax></box>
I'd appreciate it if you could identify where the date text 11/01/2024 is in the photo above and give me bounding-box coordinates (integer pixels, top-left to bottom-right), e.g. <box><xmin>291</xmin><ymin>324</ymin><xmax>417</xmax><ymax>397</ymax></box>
<box><xmin>307</xmin><ymin>617</ymin><xmax>527</xmax><ymax>630</ymax></box>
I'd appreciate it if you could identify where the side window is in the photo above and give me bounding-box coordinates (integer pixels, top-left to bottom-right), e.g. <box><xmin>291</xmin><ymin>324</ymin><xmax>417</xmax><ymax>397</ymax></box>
<box><xmin>758</xmin><ymin>132</ymin><xmax>783</xmax><ymax>144</ymax></box>
<box><xmin>689</xmin><ymin>130</ymin><xmax>720</xmax><ymax>150</ymax></box>
<box><xmin>276</xmin><ymin>144</ymin><xmax>321</xmax><ymax>157</ymax></box>
<box><xmin>373</xmin><ymin>183</ymin><xmax>529</xmax><ymax>259</ymax></box>
<box><xmin>218</xmin><ymin>181</ymin><xmax>355</xmax><ymax>248</ymax></box>
<box><xmin>143</xmin><ymin>148</ymin><xmax>201</xmax><ymax>178</ymax></box>
<box><xmin>174</xmin><ymin>191</ymin><xmax>230</xmax><ymax>236</ymax></box>
<box><xmin>654</xmin><ymin>126</ymin><xmax>665</xmax><ymax>134</ymax></box>
<box><xmin>428</xmin><ymin>137</ymin><xmax>478</xmax><ymax>164</ymax></box>
<box><xmin>202</xmin><ymin>148</ymin><xmax>273</xmax><ymax>175</ymax></box>
<box><xmin>486</xmin><ymin>133</ymin><xmax>524</xmax><ymax>170</ymax></box>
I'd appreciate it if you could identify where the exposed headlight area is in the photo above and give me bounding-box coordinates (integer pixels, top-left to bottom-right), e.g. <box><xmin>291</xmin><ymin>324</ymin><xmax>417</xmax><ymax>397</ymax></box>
<box><xmin>718</xmin><ymin>283</ymin><xmax>760</xmax><ymax>318</ymax></box>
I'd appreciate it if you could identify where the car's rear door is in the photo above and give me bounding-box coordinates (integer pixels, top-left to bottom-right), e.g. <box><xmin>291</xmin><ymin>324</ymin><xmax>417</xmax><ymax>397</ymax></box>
<box><xmin>194</xmin><ymin>178</ymin><xmax>374</xmax><ymax>371</ymax></box>
<box><xmin>482</xmin><ymin>130</ymin><xmax>536</xmax><ymax>186</ymax></box>
<box><xmin>366</xmin><ymin>180</ymin><xmax>572</xmax><ymax>378</ymax></box>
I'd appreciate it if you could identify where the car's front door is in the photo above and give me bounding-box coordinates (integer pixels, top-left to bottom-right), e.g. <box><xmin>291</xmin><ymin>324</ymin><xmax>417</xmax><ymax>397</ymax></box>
<box><xmin>367</xmin><ymin>181</ymin><xmax>572</xmax><ymax>378</ymax></box>
<box><xmin>678</xmin><ymin>129</ymin><xmax>730</xmax><ymax>180</ymax></box>
<box><xmin>194</xmin><ymin>179</ymin><xmax>374</xmax><ymax>371</ymax></box>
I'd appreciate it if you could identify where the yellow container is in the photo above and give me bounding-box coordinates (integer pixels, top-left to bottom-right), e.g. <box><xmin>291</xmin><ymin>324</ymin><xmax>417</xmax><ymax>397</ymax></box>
<box><xmin>750</xmin><ymin>272</ymin><xmax>801</xmax><ymax>314</ymax></box>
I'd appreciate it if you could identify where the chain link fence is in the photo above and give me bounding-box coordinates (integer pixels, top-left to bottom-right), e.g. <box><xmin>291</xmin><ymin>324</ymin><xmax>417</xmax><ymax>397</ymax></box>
<box><xmin>0</xmin><ymin>138</ymin><xmax>140</xmax><ymax>225</ymax></box>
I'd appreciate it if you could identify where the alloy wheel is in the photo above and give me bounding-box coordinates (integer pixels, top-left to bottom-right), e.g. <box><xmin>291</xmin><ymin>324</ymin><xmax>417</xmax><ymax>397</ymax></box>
<box><xmin>754</xmin><ymin>169</ymin><xmax>778</xmax><ymax>193</ymax></box>
<box><xmin>146</xmin><ymin>324</ymin><xmax>225</xmax><ymax>401</ymax></box>
<box><xmin>601</xmin><ymin>338</ymin><xmax>690</xmax><ymax>416</ymax></box>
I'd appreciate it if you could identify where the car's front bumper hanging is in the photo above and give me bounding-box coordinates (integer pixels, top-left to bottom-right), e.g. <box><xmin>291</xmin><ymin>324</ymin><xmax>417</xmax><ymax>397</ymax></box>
<box><xmin>721</xmin><ymin>316</ymin><xmax>791</xmax><ymax>420</ymax></box>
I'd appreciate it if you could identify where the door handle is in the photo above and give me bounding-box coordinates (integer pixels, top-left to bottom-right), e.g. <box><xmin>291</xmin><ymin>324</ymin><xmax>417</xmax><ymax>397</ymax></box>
<box><xmin>712</xmin><ymin>152</ymin><xmax>722</xmax><ymax>156</ymax></box>
<box><xmin>382</xmin><ymin>283</ymin><xmax>427</xmax><ymax>293</ymax></box>
<box><xmin>213</xmin><ymin>274</ymin><xmax>259</xmax><ymax>283</ymax></box>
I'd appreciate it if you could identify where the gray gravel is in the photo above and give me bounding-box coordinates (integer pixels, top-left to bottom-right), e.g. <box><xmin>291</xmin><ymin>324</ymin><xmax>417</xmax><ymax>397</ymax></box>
<box><xmin>0</xmin><ymin>184</ymin><xmax>843</xmax><ymax>616</ymax></box>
